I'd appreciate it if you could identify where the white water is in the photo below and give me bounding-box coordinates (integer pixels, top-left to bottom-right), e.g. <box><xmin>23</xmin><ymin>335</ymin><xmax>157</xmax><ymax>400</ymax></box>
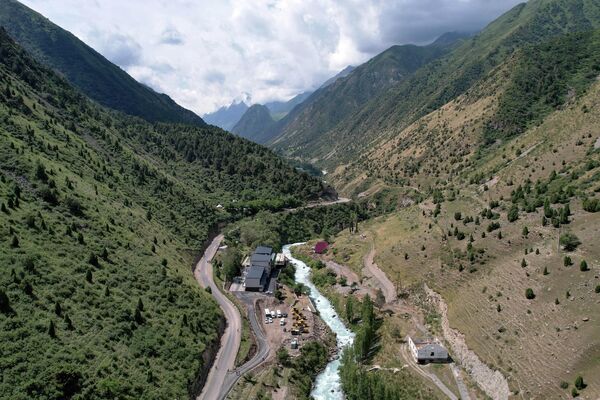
<box><xmin>283</xmin><ymin>243</ymin><xmax>355</xmax><ymax>400</ymax></box>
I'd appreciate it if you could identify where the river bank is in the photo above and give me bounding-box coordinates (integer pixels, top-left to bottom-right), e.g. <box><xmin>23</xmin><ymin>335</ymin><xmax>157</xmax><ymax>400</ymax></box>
<box><xmin>284</xmin><ymin>243</ymin><xmax>355</xmax><ymax>399</ymax></box>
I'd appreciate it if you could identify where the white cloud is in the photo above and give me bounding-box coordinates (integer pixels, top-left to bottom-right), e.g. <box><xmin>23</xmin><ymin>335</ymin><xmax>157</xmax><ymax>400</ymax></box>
<box><xmin>21</xmin><ymin>0</ymin><xmax>523</xmax><ymax>115</ymax></box>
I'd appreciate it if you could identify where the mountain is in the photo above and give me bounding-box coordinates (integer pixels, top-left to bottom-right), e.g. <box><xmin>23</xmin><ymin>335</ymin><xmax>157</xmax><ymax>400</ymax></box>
<box><xmin>265</xmin><ymin>91</ymin><xmax>312</xmax><ymax>120</ymax></box>
<box><xmin>0</xmin><ymin>27</ymin><xmax>324</xmax><ymax>399</ymax></box>
<box><xmin>267</xmin><ymin>33</ymin><xmax>469</xmax><ymax>153</ymax></box>
<box><xmin>203</xmin><ymin>101</ymin><xmax>249</xmax><ymax>130</ymax></box>
<box><xmin>280</xmin><ymin>0</ymin><xmax>600</xmax><ymax>169</ymax></box>
<box><xmin>319</xmin><ymin>65</ymin><xmax>355</xmax><ymax>88</ymax></box>
<box><xmin>231</xmin><ymin>104</ymin><xmax>276</xmax><ymax>143</ymax></box>
<box><xmin>0</xmin><ymin>0</ymin><xmax>204</xmax><ymax>125</ymax></box>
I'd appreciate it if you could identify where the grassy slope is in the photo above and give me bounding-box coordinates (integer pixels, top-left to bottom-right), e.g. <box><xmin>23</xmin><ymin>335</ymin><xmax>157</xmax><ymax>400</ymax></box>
<box><xmin>291</xmin><ymin>0</ymin><xmax>600</xmax><ymax>168</ymax></box>
<box><xmin>326</xmin><ymin>76</ymin><xmax>600</xmax><ymax>398</ymax></box>
<box><xmin>0</xmin><ymin>0</ymin><xmax>205</xmax><ymax>125</ymax></box>
<box><xmin>0</xmin><ymin>29</ymin><xmax>322</xmax><ymax>399</ymax></box>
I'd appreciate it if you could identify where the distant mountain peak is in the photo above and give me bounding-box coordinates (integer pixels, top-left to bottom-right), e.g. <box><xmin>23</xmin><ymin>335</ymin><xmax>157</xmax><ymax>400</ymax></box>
<box><xmin>203</xmin><ymin>100</ymin><xmax>249</xmax><ymax>130</ymax></box>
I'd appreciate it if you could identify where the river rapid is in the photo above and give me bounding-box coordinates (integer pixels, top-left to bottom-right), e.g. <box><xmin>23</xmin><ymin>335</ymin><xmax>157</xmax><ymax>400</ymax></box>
<box><xmin>282</xmin><ymin>244</ymin><xmax>355</xmax><ymax>400</ymax></box>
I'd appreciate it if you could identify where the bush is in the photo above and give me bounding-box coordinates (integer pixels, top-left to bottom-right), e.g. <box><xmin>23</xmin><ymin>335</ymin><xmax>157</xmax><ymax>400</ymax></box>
<box><xmin>579</xmin><ymin>260</ymin><xmax>589</xmax><ymax>271</ymax></box>
<box><xmin>582</xmin><ymin>198</ymin><xmax>600</xmax><ymax>212</ymax></box>
<box><xmin>507</xmin><ymin>205</ymin><xmax>519</xmax><ymax>222</ymax></box>
<box><xmin>525</xmin><ymin>288</ymin><xmax>535</xmax><ymax>299</ymax></box>
<box><xmin>574</xmin><ymin>376</ymin><xmax>586</xmax><ymax>390</ymax></box>
<box><xmin>559</xmin><ymin>233</ymin><xmax>581</xmax><ymax>251</ymax></box>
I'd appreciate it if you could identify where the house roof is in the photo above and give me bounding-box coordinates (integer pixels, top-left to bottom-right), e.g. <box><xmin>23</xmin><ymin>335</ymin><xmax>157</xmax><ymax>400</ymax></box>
<box><xmin>314</xmin><ymin>241</ymin><xmax>329</xmax><ymax>253</ymax></box>
<box><xmin>247</xmin><ymin>265</ymin><xmax>265</xmax><ymax>279</ymax></box>
<box><xmin>251</xmin><ymin>253</ymin><xmax>271</xmax><ymax>263</ymax></box>
<box><xmin>254</xmin><ymin>246</ymin><xmax>272</xmax><ymax>255</ymax></box>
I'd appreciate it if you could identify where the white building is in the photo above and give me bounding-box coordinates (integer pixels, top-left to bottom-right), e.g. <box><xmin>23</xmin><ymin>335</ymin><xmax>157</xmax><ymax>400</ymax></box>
<box><xmin>408</xmin><ymin>336</ymin><xmax>449</xmax><ymax>364</ymax></box>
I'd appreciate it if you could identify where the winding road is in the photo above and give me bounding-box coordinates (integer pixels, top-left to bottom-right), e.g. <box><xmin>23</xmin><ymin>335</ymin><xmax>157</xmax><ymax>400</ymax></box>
<box><xmin>194</xmin><ymin>234</ymin><xmax>241</xmax><ymax>400</ymax></box>
<box><xmin>194</xmin><ymin>236</ymin><xmax>272</xmax><ymax>400</ymax></box>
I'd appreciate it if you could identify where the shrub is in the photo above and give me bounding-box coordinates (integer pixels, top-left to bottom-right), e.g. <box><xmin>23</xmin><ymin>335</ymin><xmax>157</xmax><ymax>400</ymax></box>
<box><xmin>559</xmin><ymin>233</ymin><xmax>581</xmax><ymax>251</ymax></box>
<box><xmin>564</xmin><ymin>256</ymin><xmax>572</xmax><ymax>266</ymax></box>
<box><xmin>507</xmin><ymin>205</ymin><xmax>519</xmax><ymax>222</ymax></box>
<box><xmin>595</xmin><ymin>285</ymin><xmax>600</xmax><ymax>294</ymax></box>
<box><xmin>574</xmin><ymin>376</ymin><xmax>586</xmax><ymax>390</ymax></box>
<box><xmin>579</xmin><ymin>260</ymin><xmax>589</xmax><ymax>271</ymax></box>
<box><xmin>525</xmin><ymin>288</ymin><xmax>535</xmax><ymax>299</ymax></box>
<box><xmin>582</xmin><ymin>198</ymin><xmax>600</xmax><ymax>212</ymax></box>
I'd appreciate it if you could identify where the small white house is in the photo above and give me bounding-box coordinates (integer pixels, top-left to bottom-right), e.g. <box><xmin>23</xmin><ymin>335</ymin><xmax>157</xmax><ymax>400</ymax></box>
<box><xmin>408</xmin><ymin>336</ymin><xmax>449</xmax><ymax>364</ymax></box>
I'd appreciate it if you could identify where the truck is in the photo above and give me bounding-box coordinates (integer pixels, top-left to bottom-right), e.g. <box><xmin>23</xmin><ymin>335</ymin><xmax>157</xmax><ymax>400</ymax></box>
<box><xmin>265</xmin><ymin>308</ymin><xmax>270</xmax><ymax>317</ymax></box>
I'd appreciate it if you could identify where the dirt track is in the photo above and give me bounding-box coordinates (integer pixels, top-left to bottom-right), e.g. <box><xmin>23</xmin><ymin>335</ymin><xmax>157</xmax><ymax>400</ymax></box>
<box><xmin>363</xmin><ymin>243</ymin><xmax>397</xmax><ymax>303</ymax></box>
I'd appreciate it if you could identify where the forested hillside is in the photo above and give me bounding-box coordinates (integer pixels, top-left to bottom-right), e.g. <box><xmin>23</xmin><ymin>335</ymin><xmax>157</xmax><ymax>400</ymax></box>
<box><xmin>232</xmin><ymin>104</ymin><xmax>275</xmax><ymax>143</ymax></box>
<box><xmin>267</xmin><ymin>32</ymin><xmax>469</xmax><ymax>154</ymax></box>
<box><xmin>0</xmin><ymin>0</ymin><xmax>205</xmax><ymax>125</ymax></box>
<box><xmin>0</xmin><ymin>27</ymin><xmax>323</xmax><ymax>399</ymax></box>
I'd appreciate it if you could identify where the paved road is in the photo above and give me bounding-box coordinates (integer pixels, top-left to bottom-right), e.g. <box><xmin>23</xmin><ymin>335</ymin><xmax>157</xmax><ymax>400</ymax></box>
<box><xmin>194</xmin><ymin>234</ymin><xmax>242</xmax><ymax>400</ymax></box>
<box><xmin>219</xmin><ymin>293</ymin><xmax>271</xmax><ymax>397</ymax></box>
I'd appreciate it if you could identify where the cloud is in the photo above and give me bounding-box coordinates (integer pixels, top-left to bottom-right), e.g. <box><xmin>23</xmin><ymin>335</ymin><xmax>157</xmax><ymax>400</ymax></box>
<box><xmin>90</xmin><ymin>31</ymin><xmax>143</xmax><ymax>67</ymax></box>
<box><xmin>159</xmin><ymin>27</ymin><xmax>184</xmax><ymax>45</ymax></box>
<box><xmin>21</xmin><ymin>0</ymin><xmax>524</xmax><ymax>115</ymax></box>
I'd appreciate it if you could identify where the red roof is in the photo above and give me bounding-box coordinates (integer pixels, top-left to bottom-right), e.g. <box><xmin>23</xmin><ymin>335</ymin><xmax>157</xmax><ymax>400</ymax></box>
<box><xmin>314</xmin><ymin>241</ymin><xmax>329</xmax><ymax>254</ymax></box>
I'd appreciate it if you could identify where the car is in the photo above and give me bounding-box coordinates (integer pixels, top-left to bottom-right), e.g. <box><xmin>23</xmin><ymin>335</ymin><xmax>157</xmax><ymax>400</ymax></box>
<box><xmin>264</xmin><ymin>318</ymin><xmax>269</xmax><ymax>324</ymax></box>
<box><xmin>279</xmin><ymin>319</ymin><xmax>285</xmax><ymax>326</ymax></box>
<box><xmin>282</xmin><ymin>312</ymin><xmax>288</xmax><ymax>318</ymax></box>
<box><xmin>268</xmin><ymin>318</ymin><xmax>273</xmax><ymax>324</ymax></box>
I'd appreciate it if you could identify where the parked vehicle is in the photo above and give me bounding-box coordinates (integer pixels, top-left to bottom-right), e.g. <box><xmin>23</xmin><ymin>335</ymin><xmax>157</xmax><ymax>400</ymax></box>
<box><xmin>265</xmin><ymin>308</ymin><xmax>270</xmax><ymax>317</ymax></box>
<box><xmin>276</xmin><ymin>309</ymin><xmax>282</xmax><ymax>318</ymax></box>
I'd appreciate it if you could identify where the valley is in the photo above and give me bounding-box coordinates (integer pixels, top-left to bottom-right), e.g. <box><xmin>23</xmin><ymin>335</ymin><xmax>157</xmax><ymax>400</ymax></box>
<box><xmin>1</xmin><ymin>0</ymin><xmax>600</xmax><ymax>399</ymax></box>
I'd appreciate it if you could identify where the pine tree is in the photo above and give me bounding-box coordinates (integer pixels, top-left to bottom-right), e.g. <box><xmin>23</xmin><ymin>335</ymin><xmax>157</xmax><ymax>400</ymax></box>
<box><xmin>522</xmin><ymin>226</ymin><xmax>529</xmax><ymax>237</ymax></box>
<box><xmin>64</xmin><ymin>314</ymin><xmax>74</xmax><ymax>330</ymax></box>
<box><xmin>86</xmin><ymin>270</ymin><xmax>93</xmax><ymax>283</ymax></box>
<box><xmin>574</xmin><ymin>376</ymin><xmax>585</xmax><ymax>390</ymax></box>
<box><xmin>11</xmin><ymin>235</ymin><xmax>19</xmax><ymax>248</ymax></box>
<box><xmin>77</xmin><ymin>232</ymin><xmax>84</xmax><ymax>244</ymax></box>
<box><xmin>54</xmin><ymin>301</ymin><xmax>62</xmax><ymax>316</ymax></box>
<box><xmin>543</xmin><ymin>267</ymin><xmax>549</xmax><ymax>275</ymax></box>
<box><xmin>137</xmin><ymin>298</ymin><xmax>144</xmax><ymax>312</ymax></box>
<box><xmin>104</xmin><ymin>286</ymin><xmax>110</xmax><ymax>297</ymax></box>
<box><xmin>134</xmin><ymin>308</ymin><xmax>144</xmax><ymax>324</ymax></box>
<box><xmin>48</xmin><ymin>320</ymin><xmax>56</xmax><ymax>338</ymax></box>
<box><xmin>0</xmin><ymin>290</ymin><xmax>10</xmax><ymax>313</ymax></box>
<box><xmin>345</xmin><ymin>296</ymin><xmax>354</xmax><ymax>323</ymax></box>
<box><xmin>580</xmin><ymin>260</ymin><xmax>589</xmax><ymax>271</ymax></box>
<box><xmin>521</xmin><ymin>259</ymin><xmax>527</xmax><ymax>268</ymax></box>
<box><xmin>88</xmin><ymin>253</ymin><xmax>99</xmax><ymax>267</ymax></box>
<box><xmin>564</xmin><ymin>256</ymin><xmax>572</xmax><ymax>266</ymax></box>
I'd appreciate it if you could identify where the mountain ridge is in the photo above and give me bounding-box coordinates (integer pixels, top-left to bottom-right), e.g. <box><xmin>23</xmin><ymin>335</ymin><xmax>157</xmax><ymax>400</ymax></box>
<box><xmin>0</xmin><ymin>0</ymin><xmax>205</xmax><ymax>125</ymax></box>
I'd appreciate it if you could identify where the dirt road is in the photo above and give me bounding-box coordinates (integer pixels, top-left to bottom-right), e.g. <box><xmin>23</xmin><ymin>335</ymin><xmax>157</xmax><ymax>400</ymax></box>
<box><xmin>195</xmin><ymin>234</ymin><xmax>242</xmax><ymax>400</ymax></box>
<box><xmin>363</xmin><ymin>243</ymin><xmax>397</xmax><ymax>304</ymax></box>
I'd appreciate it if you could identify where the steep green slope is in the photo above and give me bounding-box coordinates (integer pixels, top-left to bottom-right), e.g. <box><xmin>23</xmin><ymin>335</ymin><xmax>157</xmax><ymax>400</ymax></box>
<box><xmin>0</xmin><ymin>0</ymin><xmax>205</xmax><ymax>125</ymax></box>
<box><xmin>268</xmin><ymin>33</ymin><xmax>468</xmax><ymax>153</ymax></box>
<box><xmin>287</xmin><ymin>0</ymin><xmax>600</xmax><ymax>167</ymax></box>
<box><xmin>231</xmin><ymin>104</ymin><xmax>275</xmax><ymax>143</ymax></box>
<box><xmin>0</xmin><ymin>28</ymin><xmax>322</xmax><ymax>399</ymax></box>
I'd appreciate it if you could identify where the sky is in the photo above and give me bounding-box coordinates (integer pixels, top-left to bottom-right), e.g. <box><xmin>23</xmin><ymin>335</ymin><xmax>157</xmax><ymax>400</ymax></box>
<box><xmin>22</xmin><ymin>0</ymin><xmax>524</xmax><ymax>115</ymax></box>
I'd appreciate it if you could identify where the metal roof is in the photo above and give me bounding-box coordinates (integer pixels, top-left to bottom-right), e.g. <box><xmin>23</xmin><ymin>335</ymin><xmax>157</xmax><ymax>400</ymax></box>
<box><xmin>246</xmin><ymin>265</ymin><xmax>265</xmax><ymax>279</ymax></box>
<box><xmin>251</xmin><ymin>253</ymin><xmax>271</xmax><ymax>263</ymax></box>
<box><xmin>254</xmin><ymin>246</ymin><xmax>272</xmax><ymax>255</ymax></box>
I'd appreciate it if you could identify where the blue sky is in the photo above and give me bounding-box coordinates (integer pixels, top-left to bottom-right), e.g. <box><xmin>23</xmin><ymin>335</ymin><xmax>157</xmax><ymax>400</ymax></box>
<box><xmin>22</xmin><ymin>0</ymin><xmax>523</xmax><ymax>114</ymax></box>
